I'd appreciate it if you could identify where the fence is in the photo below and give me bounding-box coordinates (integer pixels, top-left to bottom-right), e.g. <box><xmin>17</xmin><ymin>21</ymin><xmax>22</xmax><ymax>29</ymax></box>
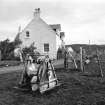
<box><xmin>80</xmin><ymin>47</ymin><xmax>105</xmax><ymax>77</ymax></box>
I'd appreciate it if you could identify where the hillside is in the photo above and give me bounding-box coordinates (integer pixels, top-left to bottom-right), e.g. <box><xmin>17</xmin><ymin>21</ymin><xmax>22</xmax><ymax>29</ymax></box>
<box><xmin>66</xmin><ymin>44</ymin><xmax>105</xmax><ymax>55</ymax></box>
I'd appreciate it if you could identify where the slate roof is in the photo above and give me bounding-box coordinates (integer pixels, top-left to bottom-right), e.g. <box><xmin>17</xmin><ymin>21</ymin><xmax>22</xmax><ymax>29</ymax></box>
<box><xmin>49</xmin><ymin>24</ymin><xmax>61</xmax><ymax>31</ymax></box>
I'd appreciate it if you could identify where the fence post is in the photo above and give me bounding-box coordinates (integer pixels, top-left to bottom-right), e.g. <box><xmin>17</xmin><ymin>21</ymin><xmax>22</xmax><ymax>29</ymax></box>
<box><xmin>80</xmin><ymin>47</ymin><xmax>83</xmax><ymax>72</ymax></box>
<box><xmin>96</xmin><ymin>49</ymin><xmax>103</xmax><ymax>78</ymax></box>
<box><xmin>0</xmin><ymin>50</ymin><xmax>1</xmax><ymax>61</ymax></box>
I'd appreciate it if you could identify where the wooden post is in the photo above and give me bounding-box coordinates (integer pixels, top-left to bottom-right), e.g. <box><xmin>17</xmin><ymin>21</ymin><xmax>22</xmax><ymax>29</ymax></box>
<box><xmin>96</xmin><ymin>49</ymin><xmax>103</xmax><ymax>78</ymax></box>
<box><xmin>73</xmin><ymin>58</ymin><xmax>77</xmax><ymax>69</ymax></box>
<box><xmin>64</xmin><ymin>50</ymin><xmax>67</xmax><ymax>69</ymax></box>
<box><xmin>68</xmin><ymin>51</ymin><xmax>77</xmax><ymax>69</ymax></box>
<box><xmin>80</xmin><ymin>47</ymin><xmax>83</xmax><ymax>72</ymax></box>
<box><xmin>0</xmin><ymin>50</ymin><xmax>1</xmax><ymax>61</ymax></box>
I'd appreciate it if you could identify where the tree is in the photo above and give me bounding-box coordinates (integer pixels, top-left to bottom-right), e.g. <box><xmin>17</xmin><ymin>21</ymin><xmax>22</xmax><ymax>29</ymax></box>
<box><xmin>0</xmin><ymin>39</ymin><xmax>10</xmax><ymax>60</ymax></box>
<box><xmin>0</xmin><ymin>38</ymin><xmax>22</xmax><ymax>60</ymax></box>
<box><xmin>14</xmin><ymin>33</ymin><xmax>22</xmax><ymax>47</ymax></box>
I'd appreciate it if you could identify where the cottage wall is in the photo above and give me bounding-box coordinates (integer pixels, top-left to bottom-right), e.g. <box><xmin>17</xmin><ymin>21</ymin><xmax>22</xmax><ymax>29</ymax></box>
<box><xmin>19</xmin><ymin>18</ymin><xmax>57</xmax><ymax>59</ymax></box>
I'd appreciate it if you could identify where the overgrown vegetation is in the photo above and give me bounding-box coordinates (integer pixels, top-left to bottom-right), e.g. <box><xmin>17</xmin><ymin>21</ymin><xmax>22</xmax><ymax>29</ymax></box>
<box><xmin>1</xmin><ymin>67</ymin><xmax>105</xmax><ymax>105</ymax></box>
<box><xmin>0</xmin><ymin>38</ymin><xmax>21</xmax><ymax>60</ymax></box>
<box><xmin>22</xmin><ymin>43</ymin><xmax>40</xmax><ymax>62</ymax></box>
<box><xmin>0</xmin><ymin>37</ymin><xmax>40</xmax><ymax>61</ymax></box>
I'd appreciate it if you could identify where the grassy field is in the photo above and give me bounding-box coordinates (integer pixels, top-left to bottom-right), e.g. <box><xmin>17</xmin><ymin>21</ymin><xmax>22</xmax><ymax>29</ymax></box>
<box><xmin>0</xmin><ymin>60</ymin><xmax>21</xmax><ymax>67</ymax></box>
<box><xmin>1</xmin><ymin>66</ymin><xmax>105</xmax><ymax>105</ymax></box>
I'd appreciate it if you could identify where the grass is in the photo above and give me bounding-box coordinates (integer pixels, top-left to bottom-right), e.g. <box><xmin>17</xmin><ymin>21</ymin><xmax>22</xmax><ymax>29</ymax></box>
<box><xmin>1</xmin><ymin>62</ymin><xmax>105</xmax><ymax>105</ymax></box>
<box><xmin>0</xmin><ymin>60</ymin><xmax>21</xmax><ymax>67</ymax></box>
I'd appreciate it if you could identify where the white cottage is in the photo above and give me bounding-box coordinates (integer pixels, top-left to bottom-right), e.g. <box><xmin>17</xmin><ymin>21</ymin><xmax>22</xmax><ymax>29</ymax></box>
<box><xmin>17</xmin><ymin>8</ymin><xmax>64</xmax><ymax>59</ymax></box>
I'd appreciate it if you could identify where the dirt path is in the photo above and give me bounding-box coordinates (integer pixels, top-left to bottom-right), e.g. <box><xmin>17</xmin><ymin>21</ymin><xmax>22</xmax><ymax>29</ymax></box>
<box><xmin>0</xmin><ymin>65</ymin><xmax>24</xmax><ymax>74</ymax></box>
<box><xmin>0</xmin><ymin>59</ymin><xmax>64</xmax><ymax>74</ymax></box>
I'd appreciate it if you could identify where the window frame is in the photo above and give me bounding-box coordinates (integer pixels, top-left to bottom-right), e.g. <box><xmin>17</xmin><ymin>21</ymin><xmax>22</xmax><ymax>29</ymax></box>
<box><xmin>26</xmin><ymin>31</ymin><xmax>30</xmax><ymax>37</ymax></box>
<box><xmin>44</xmin><ymin>43</ymin><xmax>49</xmax><ymax>52</ymax></box>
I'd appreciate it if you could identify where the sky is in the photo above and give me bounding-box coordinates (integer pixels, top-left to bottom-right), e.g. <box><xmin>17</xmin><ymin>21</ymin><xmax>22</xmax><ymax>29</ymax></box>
<box><xmin>0</xmin><ymin>0</ymin><xmax>105</xmax><ymax>45</ymax></box>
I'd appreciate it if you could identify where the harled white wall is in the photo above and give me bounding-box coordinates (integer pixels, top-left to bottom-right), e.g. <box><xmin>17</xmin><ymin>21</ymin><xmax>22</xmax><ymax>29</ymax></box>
<box><xmin>20</xmin><ymin>18</ymin><xmax>57</xmax><ymax>59</ymax></box>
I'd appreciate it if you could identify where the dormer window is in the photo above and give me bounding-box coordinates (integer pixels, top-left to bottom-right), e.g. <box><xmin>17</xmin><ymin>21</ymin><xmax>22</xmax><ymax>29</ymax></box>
<box><xmin>26</xmin><ymin>31</ymin><xmax>30</xmax><ymax>37</ymax></box>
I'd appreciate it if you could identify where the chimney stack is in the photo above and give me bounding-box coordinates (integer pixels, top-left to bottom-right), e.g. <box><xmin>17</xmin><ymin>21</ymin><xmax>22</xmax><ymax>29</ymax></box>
<box><xmin>34</xmin><ymin>8</ymin><xmax>40</xmax><ymax>18</ymax></box>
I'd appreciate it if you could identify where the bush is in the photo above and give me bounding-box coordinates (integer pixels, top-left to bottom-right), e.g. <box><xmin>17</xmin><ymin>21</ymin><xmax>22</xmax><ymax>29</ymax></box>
<box><xmin>22</xmin><ymin>44</ymin><xmax>40</xmax><ymax>62</ymax></box>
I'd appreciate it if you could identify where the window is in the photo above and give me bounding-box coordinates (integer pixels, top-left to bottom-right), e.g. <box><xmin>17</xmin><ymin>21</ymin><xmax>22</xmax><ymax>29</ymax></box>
<box><xmin>44</xmin><ymin>43</ymin><xmax>49</xmax><ymax>52</ymax></box>
<box><xmin>26</xmin><ymin>31</ymin><xmax>30</xmax><ymax>37</ymax></box>
<box><xmin>53</xmin><ymin>29</ymin><xmax>56</xmax><ymax>32</ymax></box>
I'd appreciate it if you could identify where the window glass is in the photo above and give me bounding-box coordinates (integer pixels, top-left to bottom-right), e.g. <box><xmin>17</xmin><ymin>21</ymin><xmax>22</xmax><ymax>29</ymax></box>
<box><xmin>26</xmin><ymin>31</ymin><xmax>30</xmax><ymax>37</ymax></box>
<box><xmin>44</xmin><ymin>43</ymin><xmax>49</xmax><ymax>52</ymax></box>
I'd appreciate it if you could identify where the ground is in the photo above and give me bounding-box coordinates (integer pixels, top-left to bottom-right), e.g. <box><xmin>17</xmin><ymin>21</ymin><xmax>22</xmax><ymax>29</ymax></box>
<box><xmin>0</xmin><ymin>60</ymin><xmax>105</xmax><ymax>105</ymax></box>
<box><xmin>1</xmin><ymin>68</ymin><xmax>105</xmax><ymax>105</ymax></box>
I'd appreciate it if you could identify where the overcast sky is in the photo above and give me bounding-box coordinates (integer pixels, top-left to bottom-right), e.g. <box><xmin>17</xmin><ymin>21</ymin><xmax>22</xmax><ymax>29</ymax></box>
<box><xmin>0</xmin><ymin>0</ymin><xmax>105</xmax><ymax>44</ymax></box>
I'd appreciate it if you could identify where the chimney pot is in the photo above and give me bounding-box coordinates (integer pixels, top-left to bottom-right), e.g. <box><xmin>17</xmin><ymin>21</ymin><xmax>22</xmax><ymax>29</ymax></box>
<box><xmin>34</xmin><ymin>8</ymin><xmax>40</xmax><ymax>18</ymax></box>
